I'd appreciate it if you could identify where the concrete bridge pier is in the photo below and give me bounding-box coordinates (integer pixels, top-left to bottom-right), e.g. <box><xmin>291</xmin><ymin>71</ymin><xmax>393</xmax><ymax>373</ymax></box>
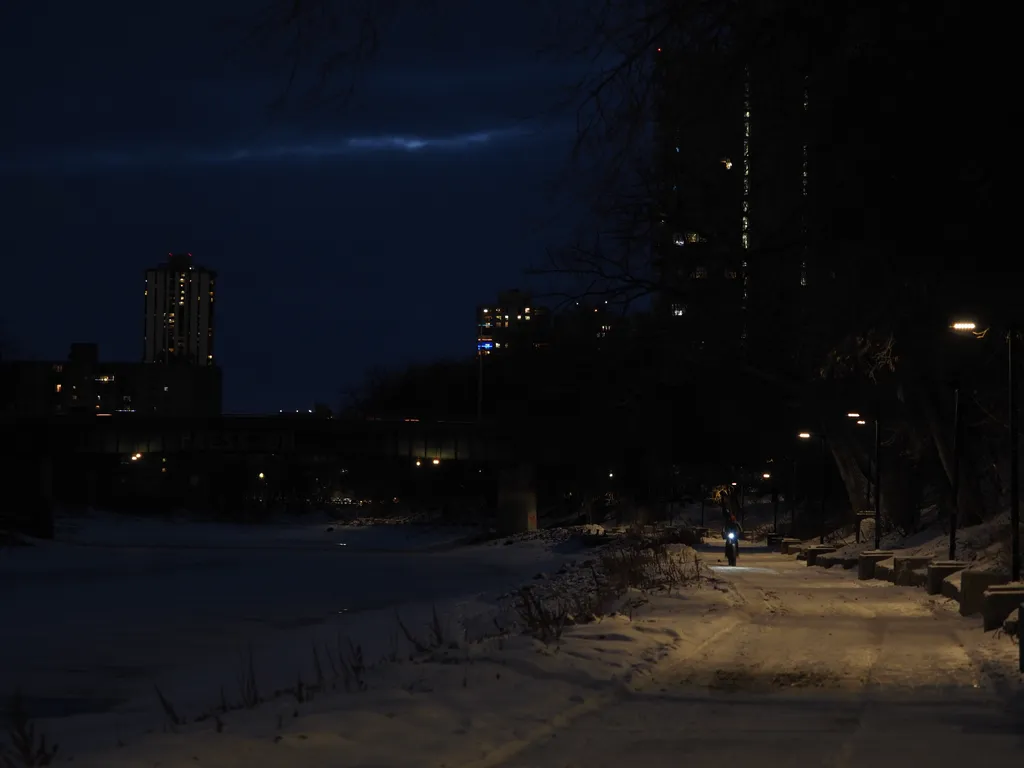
<box><xmin>496</xmin><ymin>463</ymin><xmax>538</xmax><ymax>535</ymax></box>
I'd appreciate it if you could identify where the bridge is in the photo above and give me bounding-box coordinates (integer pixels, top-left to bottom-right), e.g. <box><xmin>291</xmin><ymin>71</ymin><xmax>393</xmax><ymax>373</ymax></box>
<box><xmin>0</xmin><ymin>414</ymin><xmax>584</xmax><ymax>534</ymax></box>
<box><xmin>1</xmin><ymin>413</ymin><xmax>532</xmax><ymax>463</ymax></box>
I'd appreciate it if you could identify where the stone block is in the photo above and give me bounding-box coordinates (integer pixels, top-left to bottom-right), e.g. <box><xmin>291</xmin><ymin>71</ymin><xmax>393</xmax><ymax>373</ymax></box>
<box><xmin>873</xmin><ymin>558</ymin><xmax>896</xmax><ymax>582</ymax></box>
<box><xmin>981</xmin><ymin>584</ymin><xmax>1024</xmax><ymax>630</ymax></box>
<box><xmin>780</xmin><ymin>538</ymin><xmax>802</xmax><ymax>555</ymax></box>
<box><xmin>960</xmin><ymin>570</ymin><xmax>1009</xmax><ymax>617</ymax></box>
<box><xmin>926</xmin><ymin>561</ymin><xmax>968</xmax><ymax>595</ymax></box>
<box><xmin>893</xmin><ymin>555</ymin><xmax>933</xmax><ymax>586</ymax></box>
<box><xmin>806</xmin><ymin>546</ymin><xmax>837</xmax><ymax>566</ymax></box>
<box><xmin>818</xmin><ymin>553</ymin><xmax>859</xmax><ymax>569</ymax></box>
<box><xmin>858</xmin><ymin>550</ymin><xmax>895</xmax><ymax>580</ymax></box>
<box><xmin>942</xmin><ymin>571</ymin><xmax>963</xmax><ymax>602</ymax></box>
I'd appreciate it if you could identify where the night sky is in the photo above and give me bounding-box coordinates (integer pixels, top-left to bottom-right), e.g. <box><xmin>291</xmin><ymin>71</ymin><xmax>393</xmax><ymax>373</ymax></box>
<box><xmin>0</xmin><ymin>0</ymin><xmax>584</xmax><ymax>413</ymax></box>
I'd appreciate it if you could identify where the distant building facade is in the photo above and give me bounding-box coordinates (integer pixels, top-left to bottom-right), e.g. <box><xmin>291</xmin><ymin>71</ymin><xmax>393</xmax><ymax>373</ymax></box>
<box><xmin>0</xmin><ymin>343</ymin><xmax>222</xmax><ymax>418</ymax></box>
<box><xmin>476</xmin><ymin>289</ymin><xmax>551</xmax><ymax>356</ymax></box>
<box><xmin>553</xmin><ymin>302</ymin><xmax>624</xmax><ymax>350</ymax></box>
<box><xmin>144</xmin><ymin>253</ymin><xmax>217</xmax><ymax>365</ymax></box>
<box><xmin>651</xmin><ymin>44</ymin><xmax>811</xmax><ymax>363</ymax></box>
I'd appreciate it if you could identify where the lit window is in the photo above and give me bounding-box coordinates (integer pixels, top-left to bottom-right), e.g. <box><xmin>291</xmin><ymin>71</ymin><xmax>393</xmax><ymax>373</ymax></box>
<box><xmin>52</xmin><ymin>364</ymin><xmax>63</xmax><ymax>373</ymax></box>
<box><xmin>671</xmin><ymin>303</ymin><xmax>687</xmax><ymax>317</ymax></box>
<box><xmin>55</xmin><ymin>383</ymin><xmax>62</xmax><ymax>393</ymax></box>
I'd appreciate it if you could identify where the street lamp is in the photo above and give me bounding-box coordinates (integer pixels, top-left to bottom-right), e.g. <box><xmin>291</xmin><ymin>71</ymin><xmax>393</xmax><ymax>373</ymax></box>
<box><xmin>798</xmin><ymin>431</ymin><xmax>828</xmax><ymax>544</ymax></box>
<box><xmin>951</xmin><ymin>317</ymin><xmax>1020</xmax><ymax>580</ymax></box>
<box><xmin>763</xmin><ymin>472</ymin><xmax>779</xmax><ymax>532</ymax></box>
<box><xmin>848</xmin><ymin>411</ymin><xmax>882</xmax><ymax>548</ymax></box>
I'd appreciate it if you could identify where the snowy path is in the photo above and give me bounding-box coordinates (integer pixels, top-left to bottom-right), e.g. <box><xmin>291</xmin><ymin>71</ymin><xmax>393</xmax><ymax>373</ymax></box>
<box><xmin>502</xmin><ymin>548</ymin><xmax>1024</xmax><ymax>767</ymax></box>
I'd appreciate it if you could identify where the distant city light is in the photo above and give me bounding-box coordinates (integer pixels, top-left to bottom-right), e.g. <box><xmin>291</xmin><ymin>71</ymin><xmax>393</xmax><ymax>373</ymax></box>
<box><xmin>432</xmin><ymin>458</ymin><xmax>440</xmax><ymax>465</ymax></box>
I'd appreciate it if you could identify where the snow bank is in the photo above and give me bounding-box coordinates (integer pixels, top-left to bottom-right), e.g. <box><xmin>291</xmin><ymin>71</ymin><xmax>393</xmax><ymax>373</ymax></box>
<box><xmin>808</xmin><ymin>509</ymin><xmax>1018</xmax><ymax>573</ymax></box>
<box><xmin>4</xmin><ymin>530</ymin><xmax>730</xmax><ymax>767</ymax></box>
<box><xmin>57</xmin><ymin>581</ymin><xmax>733</xmax><ymax>768</ymax></box>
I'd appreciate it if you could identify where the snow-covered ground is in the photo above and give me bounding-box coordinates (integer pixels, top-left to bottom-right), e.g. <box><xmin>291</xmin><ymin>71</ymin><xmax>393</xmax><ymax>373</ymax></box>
<box><xmin>3</xmin><ymin>513</ymin><xmax>1021</xmax><ymax>767</ymax></box>
<box><xmin>1</xmin><ymin>514</ymin><xmax>599</xmax><ymax>755</ymax></box>
<box><xmin>11</xmin><ymin>541</ymin><xmax>1019</xmax><ymax>768</ymax></box>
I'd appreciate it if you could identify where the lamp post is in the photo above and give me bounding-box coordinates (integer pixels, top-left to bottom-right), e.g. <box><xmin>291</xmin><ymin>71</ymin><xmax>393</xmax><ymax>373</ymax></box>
<box><xmin>798</xmin><ymin>431</ymin><xmax>828</xmax><ymax>544</ymax></box>
<box><xmin>764</xmin><ymin>472</ymin><xmax>778</xmax><ymax>532</ymax></box>
<box><xmin>847</xmin><ymin>412</ymin><xmax>882</xmax><ymax>548</ymax></box>
<box><xmin>950</xmin><ymin>386</ymin><xmax>963</xmax><ymax>560</ymax></box>
<box><xmin>951</xmin><ymin>318</ymin><xmax>1020</xmax><ymax>581</ymax></box>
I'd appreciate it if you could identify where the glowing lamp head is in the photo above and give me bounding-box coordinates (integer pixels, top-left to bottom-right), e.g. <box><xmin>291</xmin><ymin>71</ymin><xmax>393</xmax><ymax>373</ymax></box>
<box><xmin>951</xmin><ymin>321</ymin><xmax>977</xmax><ymax>332</ymax></box>
<box><xmin>798</xmin><ymin>432</ymin><xmax>812</xmax><ymax>440</ymax></box>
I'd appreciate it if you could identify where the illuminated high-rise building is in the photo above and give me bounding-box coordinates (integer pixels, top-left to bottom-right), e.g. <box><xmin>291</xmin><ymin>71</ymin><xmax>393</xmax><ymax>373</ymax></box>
<box><xmin>651</xmin><ymin>43</ymin><xmax>809</xmax><ymax>363</ymax></box>
<box><xmin>476</xmin><ymin>289</ymin><xmax>551</xmax><ymax>356</ymax></box>
<box><xmin>143</xmin><ymin>253</ymin><xmax>216</xmax><ymax>365</ymax></box>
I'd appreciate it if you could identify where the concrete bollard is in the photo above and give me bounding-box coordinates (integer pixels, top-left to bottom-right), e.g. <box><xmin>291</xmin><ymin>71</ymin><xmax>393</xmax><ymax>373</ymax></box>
<box><xmin>858</xmin><ymin>551</ymin><xmax>895</xmax><ymax>580</ymax></box>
